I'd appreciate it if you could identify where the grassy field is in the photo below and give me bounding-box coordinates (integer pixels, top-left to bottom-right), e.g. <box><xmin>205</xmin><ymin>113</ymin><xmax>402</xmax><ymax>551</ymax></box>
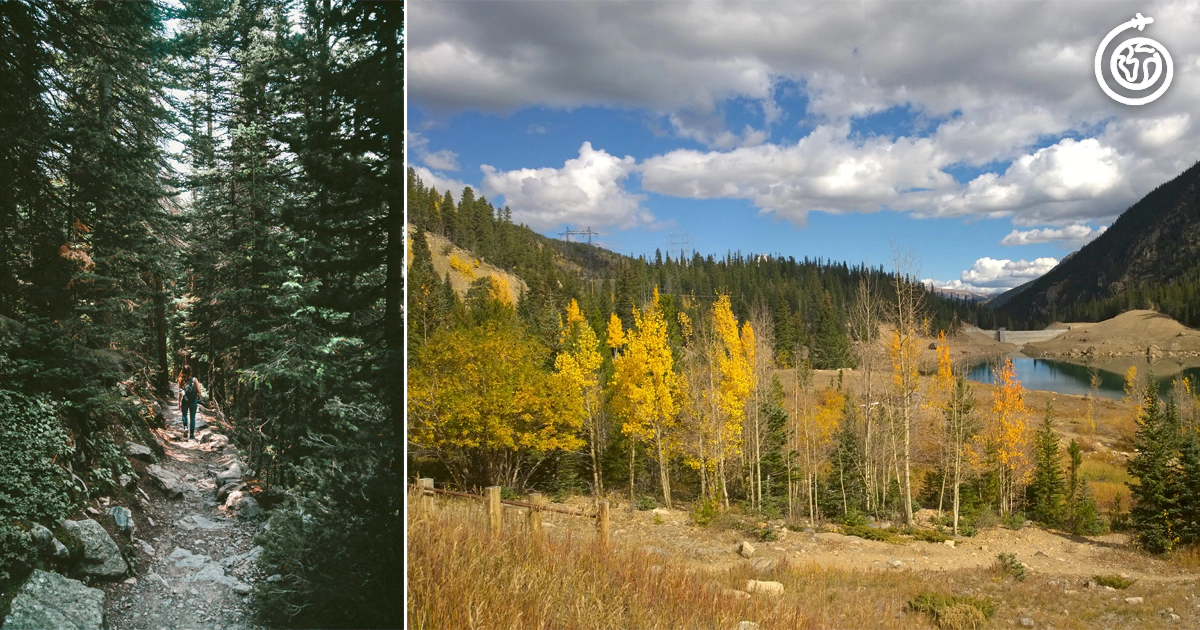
<box><xmin>408</xmin><ymin>498</ymin><xmax>1199</xmax><ymax>630</ymax></box>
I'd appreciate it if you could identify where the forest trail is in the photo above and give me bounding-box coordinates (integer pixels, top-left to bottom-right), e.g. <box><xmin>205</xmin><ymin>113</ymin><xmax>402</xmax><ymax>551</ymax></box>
<box><xmin>102</xmin><ymin>402</ymin><xmax>264</xmax><ymax>630</ymax></box>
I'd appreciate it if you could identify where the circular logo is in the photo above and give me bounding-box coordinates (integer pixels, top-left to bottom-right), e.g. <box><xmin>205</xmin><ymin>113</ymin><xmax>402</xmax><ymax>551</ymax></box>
<box><xmin>1096</xmin><ymin>13</ymin><xmax>1173</xmax><ymax>106</ymax></box>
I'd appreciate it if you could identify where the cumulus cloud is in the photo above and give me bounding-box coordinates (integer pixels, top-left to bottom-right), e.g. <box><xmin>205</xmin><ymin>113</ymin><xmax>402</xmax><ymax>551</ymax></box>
<box><xmin>640</xmin><ymin>124</ymin><xmax>954</xmax><ymax>223</ymax></box>
<box><xmin>927</xmin><ymin>257</ymin><xmax>1059</xmax><ymax>295</ymax></box>
<box><xmin>481</xmin><ymin>142</ymin><xmax>652</xmax><ymax>230</ymax></box>
<box><xmin>411</xmin><ymin>1</ymin><xmax>1200</xmax><ymax>227</ymax></box>
<box><xmin>410</xmin><ymin>132</ymin><xmax>461</xmax><ymax>171</ymax></box>
<box><xmin>1000</xmin><ymin>224</ymin><xmax>1107</xmax><ymax>246</ymax></box>
<box><xmin>411</xmin><ymin>166</ymin><xmax>469</xmax><ymax>199</ymax></box>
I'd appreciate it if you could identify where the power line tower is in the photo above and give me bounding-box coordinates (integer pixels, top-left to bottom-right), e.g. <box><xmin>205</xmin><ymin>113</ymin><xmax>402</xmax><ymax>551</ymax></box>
<box><xmin>559</xmin><ymin>225</ymin><xmax>599</xmax><ymax>244</ymax></box>
<box><xmin>669</xmin><ymin>232</ymin><xmax>691</xmax><ymax>263</ymax></box>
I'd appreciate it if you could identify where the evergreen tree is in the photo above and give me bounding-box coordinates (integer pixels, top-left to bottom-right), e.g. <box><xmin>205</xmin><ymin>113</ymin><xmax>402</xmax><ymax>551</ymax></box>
<box><xmin>1027</xmin><ymin>401</ymin><xmax>1065</xmax><ymax>526</ymax></box>
<box><xmin>1128</xmin><ymin>379</ymin><xmax>1178</xmax><ymax>553</ymax></box>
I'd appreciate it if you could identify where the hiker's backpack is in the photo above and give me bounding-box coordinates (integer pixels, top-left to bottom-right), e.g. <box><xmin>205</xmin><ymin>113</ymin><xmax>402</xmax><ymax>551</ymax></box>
<box><xmin>184</xmin><ymin>378</ymin><xmax>199</xmax><ymax>404</ymax></box>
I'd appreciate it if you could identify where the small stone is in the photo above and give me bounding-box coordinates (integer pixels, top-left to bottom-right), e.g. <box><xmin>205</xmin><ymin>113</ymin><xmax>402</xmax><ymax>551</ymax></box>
<box><xmin>1126</xmin><ymin>597</ymin><xmax>1144</xmax><ymax>605</ymax></box>
<box><xmin>737</xmin><ymin>622</ymin><xmax>761</xmax><ymax>630</ymax></box>
<box><xmin>109</xmin><ymin>506</ymin><xmax>134</xmax><ymax>535</ymax></box>
<box><xmin>266</xmin><ymin>574</ymin><xmax>282</xmax><ymax>583</ymax></box>
<box><xmin>889</xmin><ymin>558</ymin><xmax>903</xmax><ymax>568</ymax></box>
<box><xmin>944</xmin><ymin>539</ymin><xmax>955</xmax><ymax>548</ymax></box>
<box><xmin>124</xmin><ymin>442</ymin><xmax>156</xmax><ymax>463</ymax></box>
<box><xmin>1171</xmin><ymin>613</ymin><xmax>1182</xmax><ymax>621</ymax></box>
<box><xmin>29</xmin><ymin>524</ymin><xmax>54</xmax><ymax>549</ymax></box>
<box><xmin>738</xmin><ymin>541</ymin><xmax>756</xmax><ymax>558</ymax></box>
<box><xmin>1020</xmin><ymin>618</ymin><xmax>1034</xmax><ymax>627</ymax></box>
<box><xmin>233</xmin><ymin>582</ymin><xmax>251</xmax><ymax>595</ymax></box>
<box><xmin>123</xmin><ymin>577</ymin><xmax>137</xmax><ymax>585</ymax></box>
<box><xmin>744</xmin><ymin>580</ymin><xmax>784</xmax><ymax>595</ymax></box>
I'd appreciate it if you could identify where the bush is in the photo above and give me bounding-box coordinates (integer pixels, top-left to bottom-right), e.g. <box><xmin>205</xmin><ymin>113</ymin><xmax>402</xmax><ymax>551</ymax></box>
<box><xmin>843</xmin><ymin>524</ymin><xmax>901</xmax><ymax>544</ymax></box>
<box><xmin>910</xmin><ymin>527</ymin><xmax>951</xmax><ymax>543</ymax></box>
<box><xmin>690</xmin><ymin>498</ymin><xmax>719</xmax><ymax>526</ymax></box>
<box><xmin>1093</xmin><ymin>574</ymin><xmax>1135</xmax><ymax>589</ymax></box>
<box><xmin>0</xmin><ymin>524</ymin><xmax>36</xmax><ymax>620</ymax></box>
<box><xmin>995</xmin><ymin>552</ymin><xmax>1027</xmax><ymax>581</ymax></box>
<box><xmin>842</xmin><ymin>509</ymin><xmax>868</xmax><ymax>527</ymax></box>
<box><xmin>906</xmin><ymin>592</ymin><xmax>996</xmax><ymax>629</ymax></box>
<box><xmin>636</xmin><ymin>496</ymin><xmax>657</xmax><ymax>511</ymax></box>
<box><xmin>251</xmin><ymin>402</ymin><xmax>402</xmax><ymax>628</ymax></box>
<box><xmin>0</xmin><ymin>390</ymin><xmax>76</xmax><ymax>526</ymax></box>
<box><xmin>1000</xmin><ymin>511</ymin><xmax>1026</xmax><ymax>531</ymax></box>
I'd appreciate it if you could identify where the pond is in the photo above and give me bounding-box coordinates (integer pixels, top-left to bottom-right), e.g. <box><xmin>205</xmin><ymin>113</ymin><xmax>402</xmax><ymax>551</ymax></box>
<box><xmin>965</xmin><ymin>354</ymin><xmax>1200</xmax><ymax>399</ymax></box>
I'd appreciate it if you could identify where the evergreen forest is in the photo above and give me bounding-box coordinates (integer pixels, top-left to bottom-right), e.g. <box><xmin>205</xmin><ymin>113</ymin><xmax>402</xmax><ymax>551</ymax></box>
<box><xmin>0</xmin><ymin>1</ymin><xmax>403</xmax><ymax>627</ymax></box>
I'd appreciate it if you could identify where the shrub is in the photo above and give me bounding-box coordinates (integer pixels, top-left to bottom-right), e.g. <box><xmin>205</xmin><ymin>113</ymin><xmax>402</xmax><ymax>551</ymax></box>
<box><xmin>690</xmin><ymin>498</ymin><xmax>719</xmax><ymax>526</ymax></box>
<box><xmin>636</xmin><ymin>496</ymin><xmax>657</xmax><ymax>511</ymax></box>
<box><xmin>1000</xmin><ymin>511</ymin><xmax>1026</xmax><ymax>531</ymax></box>
<box><xmin>0</xmin><ymin>390</ymin><xmax>76</xmax><ymax>526</ymax></box>
<box><xmin>843</xmin><ymin>524</ymin><xmax>901</xmax><ymax>544</ymax></box>
<box><xmin>910</xmin><ymin>528</ymin><xmax>951</xmax><ymax>543</ymax></box>
<box><xmin>995</xmin><ymin>553</ymin><xmax>1027</xmax><ymax>581</ymax></box>
<box><xmin>842</xmin><ymin>509</ymin><xmax>868</xmax><ymax>527</ymax></box>
<box><xmin>906</xmin><ymin>592</ymin><xmax>995</xmax><ymax>629</ymax></box>
<box><xmin>0</xmin><ymin>524</ymin><xmax>36</xmax><ymax>620</ymax></box>
<box><xmin>252</xmin><ymin>402</ymin><xmax>402</xmax><ymax>628</ymax></box>
<box><xmin>1093</xmin><ymin>574</ymin><xmax>1135</xmax><ymax>589</ymax></box>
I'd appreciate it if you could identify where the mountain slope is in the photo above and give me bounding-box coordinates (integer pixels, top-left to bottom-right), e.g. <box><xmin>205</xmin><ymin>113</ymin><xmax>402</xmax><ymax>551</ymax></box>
<box><xmin>998</xmin><ymin>160</ymin><xmax>1200</xmax><ymax>325</ymax></box>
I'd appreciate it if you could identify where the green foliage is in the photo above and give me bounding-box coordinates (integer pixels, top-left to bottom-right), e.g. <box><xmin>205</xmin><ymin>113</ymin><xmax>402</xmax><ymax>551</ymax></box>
<box><xmin>910</xmin><ymin>527</ymin><xmax>951</xmax><ymax>543</ymax></box>
<box><xmin>842</xmin><ymin>524</ymin><xmax>902</xmax><ymax>544</ymax></box>
<box><xmin>1027</xmin><ymin>401</ymin><xmax>1065</xmax><ymax>526</ymax></box>
<box><xmin>1000</xmin><ymin>511</ymin><xmax>1026</xmax><ymax>531</ymax></box>
<box><xmin>636</xmin><ymin>496</ymin><xmax>658</xmax><ymax>511</ymax></box>
<box><xmin>995</xmin><ymin>553</ymin><xmax>1027</xmax><ymax>581</ymax></box>
<box><xmin>252</xmin><ymin>402</ymin><xmax>401</xmax><ymax>629</ymax></box>
<box><xmin>0</xmin><ymin>391</ymin><xmax>76</xmax><ymax>526</ymax></box>
<box><xmin>1093</xmin><ymin>574</ymin><xmax>1135</xmax><ymax>589</ymax></box>
<box><xmin>0</xmin><ymin>524</ymin><xmax>36</xmax><ymax>618</ymax></box>
<box><xmin>906</xmin><ymin>592</ymin><xmax>995</xmax><ymax>629</ymax></box>
<box><xmin>690</xmin><ymin>498</ymin><xmax>720</xmax><ymax>526</ymax></box>
<box><xmin>1128</xmin><ymin>380</ymin><xmax>1179</xmax><ymax>553</ymax></box>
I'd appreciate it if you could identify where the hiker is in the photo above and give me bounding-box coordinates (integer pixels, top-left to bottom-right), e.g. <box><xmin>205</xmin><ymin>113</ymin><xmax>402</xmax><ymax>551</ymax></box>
<box><xmin>177</xmin><ymin>364</ymin><xmax>204</xmax><ymax>439</ymax></box>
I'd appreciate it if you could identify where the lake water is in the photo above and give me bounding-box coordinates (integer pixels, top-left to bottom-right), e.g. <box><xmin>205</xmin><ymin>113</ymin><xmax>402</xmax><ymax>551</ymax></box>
<box><xmin>965</xmin><ymin>354</ymin><xmax>1200</xmax><ymax>399</ymax></box>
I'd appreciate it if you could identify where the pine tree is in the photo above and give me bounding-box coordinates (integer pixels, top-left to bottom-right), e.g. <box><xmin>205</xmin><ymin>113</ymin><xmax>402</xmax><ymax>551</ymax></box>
<box><xmin>1027</xmin><ymin>401</ymin><xmax>1065</xmax><ymax>526</ymax></box>
<box><xmin>1128</xmin><ymin>379</ymin><xmax>1178</xmax><ymax>553</ymax></box>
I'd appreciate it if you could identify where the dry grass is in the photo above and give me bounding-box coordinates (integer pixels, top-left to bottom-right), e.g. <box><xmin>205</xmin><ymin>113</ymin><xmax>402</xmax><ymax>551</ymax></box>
<box><xmin>408</xmin><ymin>498</ymin><xmax>1200</xmax><ymax>630</ymax></box>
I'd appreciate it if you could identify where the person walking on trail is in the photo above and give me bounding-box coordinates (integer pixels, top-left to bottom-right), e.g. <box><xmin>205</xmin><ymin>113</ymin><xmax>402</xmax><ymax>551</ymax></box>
<box><xmin>177</xmin><ymin>365</ymin><xmax>204</xmax><ymax>440</ymax></box>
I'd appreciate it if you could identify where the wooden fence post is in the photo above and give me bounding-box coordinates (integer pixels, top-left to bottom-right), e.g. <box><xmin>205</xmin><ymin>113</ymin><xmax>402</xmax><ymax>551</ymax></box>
<box><xmin>419</xmin><ymin>478</ymin><xmax>433</xmax><ymax>516</ymax></box>
<box><xmin>528</xmin><ymin>492</ymin><xmax>543</xmax><ymax>541</ymax></box>
<box><xmin>597</xmin><ymin>500</ymin><xmax>610</xmax><ymax>546</ymax></box>
<box><xmin>487</xmin><ymin>486</ymin><xmax>502</xmax><ymax>536</ymax></box>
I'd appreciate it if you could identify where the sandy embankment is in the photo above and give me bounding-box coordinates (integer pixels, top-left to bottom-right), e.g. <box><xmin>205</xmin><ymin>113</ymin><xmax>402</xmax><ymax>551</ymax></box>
<box><xmin>1023</xmin><ymin>309</ymin><xmax>1200</xmax><ymax>361</ymax></box>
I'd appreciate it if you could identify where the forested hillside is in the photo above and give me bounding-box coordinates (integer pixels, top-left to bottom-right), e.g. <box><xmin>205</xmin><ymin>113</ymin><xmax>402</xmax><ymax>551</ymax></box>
<box><xmin>0</xmin><ymin>1</ymin><xmax>402</xmax><ymax>627</ymax></box>
<box><xmin>407</xmin><ymin>171</ymin><xmax>1033</xmax><ymax>531</ymax></box>
<box><xmin>998</xmin><ymin>161</ymin><xmax>1200</xmax><ymax>328</ymax></box>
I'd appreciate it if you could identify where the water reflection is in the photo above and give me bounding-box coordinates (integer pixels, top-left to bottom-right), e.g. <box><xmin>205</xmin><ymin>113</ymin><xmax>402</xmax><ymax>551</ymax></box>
<box><xmin>965</xmin><ymin>354</ymin><xmax>1200</xmax><ymax>399</ymax></box>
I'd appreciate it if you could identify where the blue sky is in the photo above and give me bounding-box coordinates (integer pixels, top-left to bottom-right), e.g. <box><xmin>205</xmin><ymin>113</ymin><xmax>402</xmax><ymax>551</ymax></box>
<box><xmin>408</xmin><ymin>1</ymin><xmax>1200</xmax><ymax>294</ymax></box>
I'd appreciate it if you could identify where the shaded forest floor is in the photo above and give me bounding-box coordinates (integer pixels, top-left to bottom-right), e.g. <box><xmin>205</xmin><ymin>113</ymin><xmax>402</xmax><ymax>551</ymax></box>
<box><xmin>102</xmin><ymin>404</ymin><xmax>264</xmax><ymax>630</ymax></box>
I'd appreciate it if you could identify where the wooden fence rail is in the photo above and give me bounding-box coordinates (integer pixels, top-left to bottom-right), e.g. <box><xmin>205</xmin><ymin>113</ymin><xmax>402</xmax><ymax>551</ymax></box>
<box><xmin>413</xmin><ymin>478</ymin><xmax>610</xmax><ymax>546</ymax></box>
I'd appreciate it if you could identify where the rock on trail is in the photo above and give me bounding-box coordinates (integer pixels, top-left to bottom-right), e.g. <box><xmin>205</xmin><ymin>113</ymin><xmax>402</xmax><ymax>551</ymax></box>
<box><xmin>101</xmin><ymin>403</ymin><xmax>267</xmax><ymax>630</ymax></box>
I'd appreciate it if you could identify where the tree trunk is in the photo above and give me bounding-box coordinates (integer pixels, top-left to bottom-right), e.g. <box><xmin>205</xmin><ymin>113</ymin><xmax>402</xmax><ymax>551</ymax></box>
<box><xmin>655</xmin><ymin>425</ymin><xmax>672</xmax><ymax>509</ymax></box>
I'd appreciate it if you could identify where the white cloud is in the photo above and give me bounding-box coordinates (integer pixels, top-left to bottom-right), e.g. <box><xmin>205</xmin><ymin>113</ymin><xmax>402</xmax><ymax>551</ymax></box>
<box><xmin>640</xmin><ymin>124</ymin><xmax>954</xmax><ymax>224</ymax></box>
<box><xmin>410</xmin><ymin>132</ymin><xmax>461</xmax><ymax>171</ymax></box>
<box><xmin>927</xmin><ymin>256</ymin><xmax>1059</xmax><ymax>294</ymax></box>
<box><xmin>411</xmin><ymin>166</ymin><xmax>468</xmax><ymax>199</ymax></box>
<box><xmin>423</xmin><ymin>150</ymin><xmax>460</xmax><ymax>172</ymax></box>
<box><xmin>481</xmin><ymin>142</ymin><xmax>652</xmax><ymax>230</ymax></box>
<box><xmin>1000</xmin><ymin>224</ymin><xmax>1107</xmax><ymax>246</ymax></box>
<box><xmin>411</xmin><ymin>1</ymin><xmax>1200</xmax><ymax>227</ymax></box>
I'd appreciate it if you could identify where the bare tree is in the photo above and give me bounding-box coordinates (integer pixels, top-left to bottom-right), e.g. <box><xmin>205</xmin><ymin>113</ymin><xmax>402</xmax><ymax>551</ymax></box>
<box><xmin>888</xmin><ymin>246</ymin><xmax>927</xmax><ymax>526</ymax></box>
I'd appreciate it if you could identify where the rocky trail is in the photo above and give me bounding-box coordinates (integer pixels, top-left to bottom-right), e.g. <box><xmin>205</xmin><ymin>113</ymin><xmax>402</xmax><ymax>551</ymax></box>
<box><xmin>4</xmin><ymin>401</ymin><xmax>270</xmax><ymax>630</ymax></box>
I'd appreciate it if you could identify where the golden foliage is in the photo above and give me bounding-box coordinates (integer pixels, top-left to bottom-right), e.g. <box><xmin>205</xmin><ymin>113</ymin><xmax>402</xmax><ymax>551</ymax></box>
<box><xmin>487</xmin><ymin>275</ymin><xmax>512</xmax><ymax>304</ymax></box>
<box><xmin>606</xmin><ymin>313</ymin><xmax>626</xmax><ymax>349</ymax></box>
<box><xmin>408</xmin><ymin>323</ymin><xmax>584</xmax><ymax>465</ymax></box>
<box><xmin>449</xmin><ymin>254</ymin><xmax>476</xmax><ymax>279</ymax></box>
<box><xmin>611</xmin><ymin>288</ymin><xmax>680</xmax><ymax>445</ymax></box>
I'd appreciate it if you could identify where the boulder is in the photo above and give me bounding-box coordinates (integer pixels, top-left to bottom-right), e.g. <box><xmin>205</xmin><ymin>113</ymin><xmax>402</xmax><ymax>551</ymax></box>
<box><xmin>749</xmin><ymin>558</ymin><xmax>776</xmax><ymax>574</ymax></box>
<box><xmin>744</xmin><ymin>579</ymin><xmax>784</xmax><ymax>595</ymax></box>
<box><xmin>215</xmin><ymin>460</ymin><xmax>244</xmax><ymax>486</ymax></box>
<box><xmin>2</xmin><ymin>569</ymin><xmax>105</xmax><ymax>630</ymax></box>
<box><xmin>123</xmin><ymin>442</ymin><xmax>155</xmax><ymax>463</ymax></box>
<box><xmin>169</xmin><ymin>547</ymin><xmax>212</xmax><ymax>568</ymax></box>
<box><xmin>117</xmin><ymin>473</ymin><xmax>136</xmax><ymax>489</ymax></box>
<box><xmin>146</xmin><ymin>465</ymin><xmax>185</xmax><ymax>498</ymax></box>
<box><xmin>133</xmin><ymin>537</ymin><xmax>155</xmax><ymax>557</ymax></box>
<box><xmin>174</xmin><ymin>514</ymin><xmax>230</xmax><ymax>531</ymax></box>
<box><xmin>61</xmin><ymin>519</ymin><xmax>127</xmax><ymax>579</ymax></box>
<box><xmin>234</xmin><ymin>495</ymin><xmax>263</xmax><ymax>519</ymax></box>
<box><xmin>30</xmin><ymin>523</ymin><xmax>54</xmax><ymax>549</ymax></box>
<box><xmin>1126</xmin><ymin>597</ymin><xmax>1144</xmax><ymax>605</ymax></box>
<box><xmin>108</xmin><ymin>506</ymin><xmax>134</xmax><ymax>535</ymax></box>
<box><xmin>217</xmin><ymin>481</ymin><xmax>246</xmax><ymax>503</ymax></box>
<box><xmin>51</xmin><ymin>539</ymin><xmax>70</xmax><ymax>561</ymax></box>
<box><xmin>738</xmin><ymin>541</ymin><xmax>756</xmax><ymax>558</ymax></box>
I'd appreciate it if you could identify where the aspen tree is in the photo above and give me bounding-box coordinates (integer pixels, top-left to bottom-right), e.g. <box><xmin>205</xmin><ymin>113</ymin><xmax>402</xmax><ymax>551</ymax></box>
<box><xmin>988</xmin><ymin>357</ymin><xmax>1030</xmax><ymax>516</ymax></box>
<box><xmin>557</xmin><ymin>299</ymin><xmax>605</xmax><ymax>495</ymax></box>
<box><xmin>611</xmin><ymin>288</ymin><xmax>681</xmax><ymax>508</ymax></box>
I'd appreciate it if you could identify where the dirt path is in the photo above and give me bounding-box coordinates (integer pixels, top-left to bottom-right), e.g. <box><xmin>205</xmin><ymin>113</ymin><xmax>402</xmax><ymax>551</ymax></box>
<box><xmin>101</xmin><ymin>403</ymin><xmax>265</xmax><ymax>630</ymax></box>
